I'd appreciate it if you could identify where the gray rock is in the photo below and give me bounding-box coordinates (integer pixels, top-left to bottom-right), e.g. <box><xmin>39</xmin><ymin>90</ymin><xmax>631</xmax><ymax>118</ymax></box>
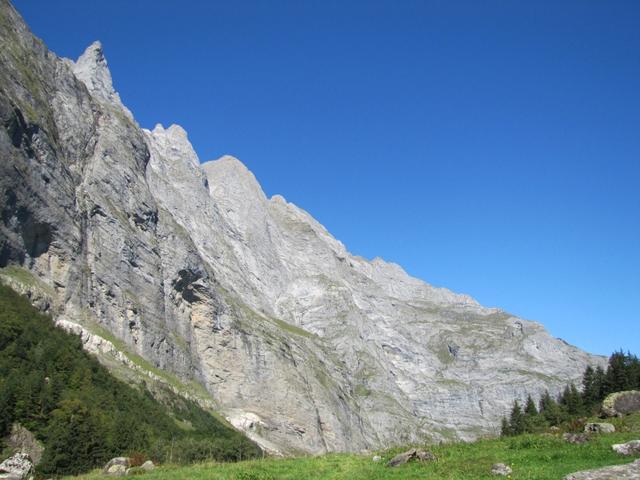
<box><xmin>491</xmin><ymin>463</ymin><xmax>513</xmax><ymax>476</ymax></box>
<box><xmin>386</xmin><ymin>448</ymin><xmax>435</xmax><ymax>467</ymax></box>
<box><xmin>564</xmin><ymin>459</ymin><xmax>640</xmax><ymax>479</ymax></box>
<box><xmin>140</xmin><ymin>460</ymin><xmax>155</xmax><ymax>471</ymax></box>
<box><xmin>612</xmin><ymin>440</ymin><xmax>640</xmax><ymax>456</ymax></box>
<box><xmin>0</xmin><ymin>453</ymin><xmax>33</xmax><ymax>480</ymax></box>
<box><xmin>563</xmin><ymin>433</ymin><xmax>590</xmax><ymax>445</ymax></box>
<box><xmin>416</xmin><ymin>450</ymin><xmax>437</xmax><ymax>462</ymax></box>
<box><xmin>103</xmin><ymin>457</ymin><xmax>130</xmax><ymax>475</ymax></box>
<box><xmin>105</xmin><ymin>464</ymin><xmax>126</xmax><ymax>477</ymax></box>
<box><xmin>372</xmin><ymin>455</ymin><xmax>381</xmax><ymax>462</ymax></box>
<box><xmin>387</xmin><ymin>449</ymin><xmax>417</xmax><ymax>467</ymax></box>
<box><xmin>602</xmin><ymin>391</ymin><xmax>640</xmax><ymax>417</ymax></box>
<box><xmin>584</xmin><ymin>422</ymin><xmax>615</xmax><ymax>434</ymax></box>
<box><xmin>0</xmin><ymin>0</ymin><xmax>607</xmax><ymax>456</ymax></box>
<box><xmin>5</xmin><ymin>424</ymin><xmax>44</xmax><ymax>466</ymax></box>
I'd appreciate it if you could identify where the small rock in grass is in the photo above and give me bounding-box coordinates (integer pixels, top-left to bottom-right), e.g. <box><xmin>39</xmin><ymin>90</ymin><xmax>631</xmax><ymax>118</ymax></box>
<box><xmin>387</xmin><ymin>449</ymin><xmax>417</xmax><ymax>467</ymax></box>
<box><xmin>491</xmin><ymin>463</ymin><xmax>512</xmax><ymax>476</ymax></box>
<box><xmin>386</xmin><ymin>448</ymin><xmax>436</xmax><ymax>467</ymax></box>
<box><xmin>563</xmin><ymin>433</ymin><xmax>590</xmax><ymax>445</ymax></box>
<box><xmin>105</xmin><ymin>464</ymin><xmax>127</xmax><ymax>476</ymax></box>
<box><xmin>416</xmin><ymin>450</ymin><xmax>437</xmax><ymax>462</ymax></box>
<box><xmin>612</xmin><ymin>440</ymin><xmax>640</xmax><ymax>456</ymax></box>
<box><xmin>584</xmin><ymin>422</ymin><xmax>615</xmax><ymax>434</ymax></box>
<box><xmin>372</xmin><ymin>455</ymin><xmax>381</xmax><ymax>462</ymax></box>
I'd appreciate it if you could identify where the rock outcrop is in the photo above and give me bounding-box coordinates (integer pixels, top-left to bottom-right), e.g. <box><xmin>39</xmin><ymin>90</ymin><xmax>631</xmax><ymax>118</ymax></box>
<box><xmin>0</xmin><ymin>453</ymin><xmax>33</xmax><ymax>480</ymax></box>
<box><xmin>0</xmin><ymin>0</ymin><xmax>606</xmax><ymax>454</ymax></box>
<box><xmin>5</xmin><ymin>424</ymin><xmax>44</xmax><ymax>466</ymax></box>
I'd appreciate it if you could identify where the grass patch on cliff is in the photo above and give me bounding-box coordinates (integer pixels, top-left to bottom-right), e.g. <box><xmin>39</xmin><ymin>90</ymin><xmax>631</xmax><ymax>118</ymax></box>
<box><xmin>68</xmin><ymin>415</ymin><xmax>640</xmax><ymax>479</ymax></box>
<box><xmin>80</xmin><ymin>316</ymin><xmax>211</xmax><ymax>404</ymax></box>
<box><xmin>270</xmin><ymin>317</ymin><xmax>314</xmax><ymax>339</ymax></box>
<box><xmin>0</xmin><ymin>265</ymin><xmax>55</xmax><ymax>296</ymax></box>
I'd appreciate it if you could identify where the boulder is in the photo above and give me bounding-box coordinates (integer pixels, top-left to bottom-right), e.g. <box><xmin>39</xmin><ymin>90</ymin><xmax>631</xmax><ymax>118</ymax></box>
<box><xmin>141</xmin><ymin>460</ymin><xmax>155</xmax><ymax>471</ymax></box>
<box><xmin>0</xmin><ymin>453</ymin><xmax>33</xmax><ymax>480</ymax></box>
<box><xmin>563</xmin><ymin>433</ymin><xmax>590</xmax><ymax>444</ymax></box>
<box><xmin>584</xmin><ymin>422</ymin><xmax>615</xmax><ymax>434</ymax></box>
<box><xmin>125</xmin><ymin>466</ymin><xmax>145</xmax><ymax>475</ymax></box>
<box><xmin>602</xmin><ymin>391</ymin><xmax>640</xmax><ymax>417</ymax></box>
<box><xmin>491</xmin><ymin>463</ymin><xmax>513</xmax><ymax>476</ymax></box>
<box><xmin>612</xmin><ymin>440</ymin><xmax>640</xmax><ymax>456</ymax></box>
<box><xmin>564</xmin><ymin>459</ymin><xmax>640</xmax><ymax>479</ymax></box>
<box><xmin>416</xmin><ymin>450</ymin><xmax>437</xmax><ymax>462</ymax></box>
<box><xmin>103</xmin><ymin>457</ymin><xmax>130</xmax><ymax>476</ymax></box>
<box><xmin>386</xmin><ymin>448</ymin><xmax>436</xmax><ymax>467</ymax></box>
<box><xmin>6</xmin><ymin>424</ymin><xmax>44</xmax><ymax>466</ymax></box>
<box><xmin>387</xmin><ymin>449</ymin><xmax>417</xmax><ymax>467</ymax></box>
<box><xmin>105</xmin><ymin>464</ymin><xmax>127</xmax><ymax>476</ymax></box>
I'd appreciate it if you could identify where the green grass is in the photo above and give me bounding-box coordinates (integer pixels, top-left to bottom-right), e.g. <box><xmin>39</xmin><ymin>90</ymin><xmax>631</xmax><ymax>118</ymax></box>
<box><xmin>271</xmin><ymin>317</ymin><xmax>315</xmax><ymax>339</ymax></box>
<box><xmin>80</xmin><ymin>316</ymin><xmax>211</xmax><ymax>401</ymax></box>
<box><xmin>68</xmin><ymin>414</ymin><xmax>640</xmax><ymax>480</ymax></box>
<box><xmin>0</xmin><ymin>265</ymin><xmax>55</xmax><ymax>296</ymax></box>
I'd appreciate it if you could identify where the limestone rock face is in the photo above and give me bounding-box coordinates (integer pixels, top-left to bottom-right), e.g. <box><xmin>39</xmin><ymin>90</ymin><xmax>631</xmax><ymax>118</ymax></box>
<box><xmin>0</xmin><ymin>0</ymin><xmax>606</xmax><ymax>454</ymax></box>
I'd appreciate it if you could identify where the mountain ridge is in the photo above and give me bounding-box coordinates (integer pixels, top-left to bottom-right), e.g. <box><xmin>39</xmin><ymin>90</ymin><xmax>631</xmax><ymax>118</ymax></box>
<box><xmin>0</xmin><ymin>0</ymin><xmax>604</xmax><ymax>456</ymax></box>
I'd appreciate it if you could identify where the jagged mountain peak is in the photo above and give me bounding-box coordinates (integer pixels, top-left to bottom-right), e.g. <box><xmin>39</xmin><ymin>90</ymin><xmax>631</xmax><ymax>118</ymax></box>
<box><xmin>144</xmin><ymin>122</ymin><xmax>199</xmax><ymax>169</ymax></box>
<box><xmin>72</xmin><ymin>40</ymin><xmax>132</xmax><ymax>119</ymax></box>
<box><xmin>151</xmin><ymin>122</ymin><xmax>188</xmax><ymax>137</ymax></box>
<box><xmin>201</xmin><ymin>155</ymin><xmax>269</xmax><ymax>207</ymax></box>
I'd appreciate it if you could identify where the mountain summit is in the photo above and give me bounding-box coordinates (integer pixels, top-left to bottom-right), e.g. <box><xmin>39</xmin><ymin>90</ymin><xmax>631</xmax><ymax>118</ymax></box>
<box><xmin>0</xmin><ymin>0</ymin><xmax>603</xmax><ymax>455</ymax></box>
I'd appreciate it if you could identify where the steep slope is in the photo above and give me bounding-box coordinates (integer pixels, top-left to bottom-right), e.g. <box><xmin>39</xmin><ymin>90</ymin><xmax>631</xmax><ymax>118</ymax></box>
<box><xmin>0</xmin><ymin>284</ymin><xmax>260</xmax><ymax>476</ymax></box>
<box><xmin>0</xmin><ymin>0</ymin><xmax>604</xmax><ymax>455</ymax></box>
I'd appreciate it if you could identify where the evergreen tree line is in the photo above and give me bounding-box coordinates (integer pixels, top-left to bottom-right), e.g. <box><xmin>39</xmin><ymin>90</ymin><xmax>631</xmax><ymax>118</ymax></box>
<box><xmin>0</xmin><ymin>285</ymin><xmax>261</xmax><ymax>475</ymax></box>
<box><xmin>501</xmin><ymin>350</ymin><xmax>640</xmax><ymax>437</ymax></box>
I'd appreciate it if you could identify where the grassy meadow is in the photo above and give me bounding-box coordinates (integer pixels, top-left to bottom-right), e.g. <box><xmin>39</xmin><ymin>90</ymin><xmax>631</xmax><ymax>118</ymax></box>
<box><xmin>69</xmin><ymin>413</ymin><xmax>640</xmax><ymax>480</ymax></box>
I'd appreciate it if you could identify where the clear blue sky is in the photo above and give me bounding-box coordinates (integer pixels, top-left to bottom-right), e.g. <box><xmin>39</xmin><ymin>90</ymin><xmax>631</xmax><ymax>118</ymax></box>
<box><xmin>13</xmin><ymin>1</ymin><xmax>640</xmax><ymax>356</ymax></box>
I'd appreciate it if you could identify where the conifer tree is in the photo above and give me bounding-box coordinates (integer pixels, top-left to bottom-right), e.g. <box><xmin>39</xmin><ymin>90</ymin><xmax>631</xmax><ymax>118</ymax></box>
<box><xmin>605</xmin><ymin>350</ymin><xmax>631</xmax><ymax>394</ymax></box>
<box><xmin>500</xmin><ymin>417</ymin><xmax>511</xmax><ymax>437</ymax></box>
<box><xmin>539</xmin><ymin>390</ymin><xmax>563</xmax><ymax>426</ymax></box>
<box><xmin>594</xmin><ymin>366</ymin><xmax>606</xmax><ymax>399</ymax></box>
<box><xmin>508</xmin><ymin>400</ymin><xmax>525</xmax><ymax>435</ymax></box>
<box><xmin>524</xmin><ymin>395</ymin><xmax>538</xmax><ymax>416</ymax></box>
<box><xmin>523</xmin><ymin>394</ymin><xmax>542</xmax><ymax>433</ymax></box>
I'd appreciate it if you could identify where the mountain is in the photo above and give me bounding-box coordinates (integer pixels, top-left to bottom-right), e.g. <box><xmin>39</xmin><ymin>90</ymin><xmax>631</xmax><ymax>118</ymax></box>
<box><xmin>0</xmin><ymin>0</ymin><xmax>604</xmax><ymax>455</ymax></box>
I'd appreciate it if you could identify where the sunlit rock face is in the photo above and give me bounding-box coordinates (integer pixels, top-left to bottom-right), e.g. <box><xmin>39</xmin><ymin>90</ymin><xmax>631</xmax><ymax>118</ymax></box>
<box><xmin>0</xmin><ymin>0</ymin><xmax>604</xmax><ymax>455</ymax></box>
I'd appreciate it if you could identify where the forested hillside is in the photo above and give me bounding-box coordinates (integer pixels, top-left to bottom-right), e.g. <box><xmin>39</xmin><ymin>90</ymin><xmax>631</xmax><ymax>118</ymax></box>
<box><xmin>0</xmin><ymin>285</ymin><xmax>260</xmax><ymax>476</ymax></box>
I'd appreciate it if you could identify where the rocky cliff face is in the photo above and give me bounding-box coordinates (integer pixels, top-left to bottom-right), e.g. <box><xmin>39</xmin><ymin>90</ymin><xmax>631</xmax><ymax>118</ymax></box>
<box><xmin>0</xmin><ymin>0</ymin><xmax>605</xmax><ymax>455</ymax></box>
